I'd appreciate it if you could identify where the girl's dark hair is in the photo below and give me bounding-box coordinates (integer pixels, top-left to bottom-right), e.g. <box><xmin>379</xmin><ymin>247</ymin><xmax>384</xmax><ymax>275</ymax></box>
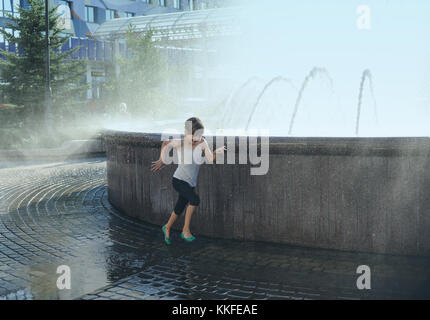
<box><xmin>185</xmin><ymin>117</ymin><xmax>204</xmax><ymax>135</ymax></box>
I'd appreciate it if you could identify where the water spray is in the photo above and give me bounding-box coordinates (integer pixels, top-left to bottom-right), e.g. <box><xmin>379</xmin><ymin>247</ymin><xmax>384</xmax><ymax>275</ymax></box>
<box><xmin>288</xmin><ymin>67</ymin><xmax>334</xmax><ymax>135</ymax></box>
<box><xmin>222</xmin><ymin>76</ymin><xmax>263</xmax><ymax>127</ymax></box>
<box><xmin>355</xmin><ymin>69</ymin><xmax>377</xmax><ymax>136</ymax></box>
<box><xmin>245</xmin><ymin>76</ymin><xmax>296</xmax><ymax>131</ymax></box>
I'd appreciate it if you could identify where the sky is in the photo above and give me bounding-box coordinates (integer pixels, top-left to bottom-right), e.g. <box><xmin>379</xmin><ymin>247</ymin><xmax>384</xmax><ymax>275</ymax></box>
<box><xmin>215</xmin><ymin>0</ymin><xmax>430</xmax><ymax>136</ymax></box>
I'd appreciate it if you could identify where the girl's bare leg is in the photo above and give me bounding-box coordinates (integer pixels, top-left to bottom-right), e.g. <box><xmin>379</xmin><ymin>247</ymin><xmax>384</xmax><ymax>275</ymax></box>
<box><xmin>182</xmin><ymin>205</ymin><xmax>196</xmax><ymax>237</ymax></box>
<box><xmin>165</xmin><ymin>211</ymin><xmax>179</xmax><ymax>238</ymax></box>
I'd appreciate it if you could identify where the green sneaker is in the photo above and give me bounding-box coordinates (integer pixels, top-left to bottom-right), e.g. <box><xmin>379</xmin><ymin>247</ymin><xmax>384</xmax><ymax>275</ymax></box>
<box><xmin>181</xmin><ymin>232</ymin><xmax>195</xmax><ymax>242</ymax></box>
<box><xmin>162</xmin><ymin>225</ymin><xmax>171</xmax><ymax>245</ymax></box>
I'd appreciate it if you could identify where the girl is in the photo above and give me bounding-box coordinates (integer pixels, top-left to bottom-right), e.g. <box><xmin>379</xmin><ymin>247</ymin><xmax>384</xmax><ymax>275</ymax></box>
<box><xmin>151</xmin><ymin>117</ymin><xmax>226</xmax><ymax>244</ymax></box>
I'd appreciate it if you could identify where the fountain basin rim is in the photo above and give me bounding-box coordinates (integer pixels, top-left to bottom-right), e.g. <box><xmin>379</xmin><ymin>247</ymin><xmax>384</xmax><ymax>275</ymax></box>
<box><xmin>102</xmin><ymin>130</ymin><xmax>430</xmax><ymax>157</ymax></box>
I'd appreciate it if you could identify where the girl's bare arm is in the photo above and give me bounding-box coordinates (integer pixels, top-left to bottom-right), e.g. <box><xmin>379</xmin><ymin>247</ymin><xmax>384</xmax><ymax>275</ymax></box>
<box><xmin>202</xmin><ymin>139</ymin><xmax>226</xmax><ymax>164</ymax></box>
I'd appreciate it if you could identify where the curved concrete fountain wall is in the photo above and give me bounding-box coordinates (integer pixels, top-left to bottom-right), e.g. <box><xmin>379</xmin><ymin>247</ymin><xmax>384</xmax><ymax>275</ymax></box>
<box><xmin>103</xmin><ymin>130</ymin><xmax>430</xmax><ymax>257</ymax></box>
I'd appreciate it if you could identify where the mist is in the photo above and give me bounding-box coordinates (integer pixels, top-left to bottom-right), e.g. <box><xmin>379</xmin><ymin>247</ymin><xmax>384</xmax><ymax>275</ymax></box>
<box><xmin>103</xmin><ymin>0</ymin><xmax>429</xmax><ymax>137</ymax></box>
<box><xmin>3</xmin><ymin>0</ymin><xmax>430</xmax><ymax>150</ymax></box>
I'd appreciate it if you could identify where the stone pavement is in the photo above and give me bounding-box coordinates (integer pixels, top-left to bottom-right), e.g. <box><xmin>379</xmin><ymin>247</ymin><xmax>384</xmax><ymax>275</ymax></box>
<box><xmin>0</xmin><ymin>158</ymin><xmax>429</xmax><ymax>300</ymax></box>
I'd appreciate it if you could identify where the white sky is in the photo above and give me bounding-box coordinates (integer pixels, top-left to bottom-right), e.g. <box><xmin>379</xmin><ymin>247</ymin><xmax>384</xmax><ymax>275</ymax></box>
<box><xmin>216</xmin><ymin>0</ymin><xmax>430</xmax><ymax>136</ymax></box>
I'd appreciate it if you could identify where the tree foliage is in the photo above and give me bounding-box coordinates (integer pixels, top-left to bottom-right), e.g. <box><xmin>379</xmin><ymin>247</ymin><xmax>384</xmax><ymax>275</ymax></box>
<box><xmin>102</xmin><ymin>25</ymin><xmax>171</xmax><ymax>118</ymax></box>
<box><xmin>0</xmin><ymin>0</ymin><xmax>88</xmax><ymax>136</ymax></box>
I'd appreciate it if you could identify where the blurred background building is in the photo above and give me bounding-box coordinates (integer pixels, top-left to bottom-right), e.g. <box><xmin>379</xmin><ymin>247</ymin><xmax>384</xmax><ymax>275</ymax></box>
<box><xmin>0</xmin><ymin>0</ymin><xmax>233</xmax><ymax>105</ymax></box>
<box><xmin>0</xmin><ymin>1</ymin><xmax>228</xmax><ymax>38</ymax></box>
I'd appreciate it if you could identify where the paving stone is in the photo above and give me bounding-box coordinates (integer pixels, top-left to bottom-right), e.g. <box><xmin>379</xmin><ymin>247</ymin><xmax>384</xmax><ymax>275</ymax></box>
<box><xmin>0</xmin><ymin>158</ymin><xmax>430</xmax><ymax>300</ymax></box>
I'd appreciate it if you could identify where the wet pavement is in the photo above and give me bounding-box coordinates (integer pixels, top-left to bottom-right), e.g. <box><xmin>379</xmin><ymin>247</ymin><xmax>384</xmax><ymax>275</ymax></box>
<box><xmin>0</xmin><ymin>157</ymin><xmax>429</xmax><ymax>300</ymax></box>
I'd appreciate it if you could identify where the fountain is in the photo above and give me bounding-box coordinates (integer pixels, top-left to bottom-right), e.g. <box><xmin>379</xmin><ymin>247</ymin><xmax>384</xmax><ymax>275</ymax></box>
<box><xmin>103</xmin><ymin>1</ymin><xmax>430</xmax><ymax>257</ymax></box>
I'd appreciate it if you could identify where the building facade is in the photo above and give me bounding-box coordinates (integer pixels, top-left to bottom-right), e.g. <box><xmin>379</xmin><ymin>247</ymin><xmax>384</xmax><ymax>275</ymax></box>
<box><xmin>0</xmin><ymin>0</ymin><xmax>229</xmax><ymax>101</ymax></box>
<box><xmin>55</xmin><ymin>0</ymin><xmax>229</xmax><ymax>38</ymax></box>
<box><xmin>1</xmin><ymin>0</ymin><xmax>224</xmax><ymax>41</ymax></box>
<box><xmin>52</xmin><ymin>0</ymin><xmax>190</xmax><ymax>38</ymax></box>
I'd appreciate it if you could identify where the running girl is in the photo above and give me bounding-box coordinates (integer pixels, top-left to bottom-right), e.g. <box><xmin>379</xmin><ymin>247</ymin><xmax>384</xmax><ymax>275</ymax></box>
<box><xmin>151</xmin><ymin>117</ymin><xmax>226</xmax><ymax>244</ymax></box>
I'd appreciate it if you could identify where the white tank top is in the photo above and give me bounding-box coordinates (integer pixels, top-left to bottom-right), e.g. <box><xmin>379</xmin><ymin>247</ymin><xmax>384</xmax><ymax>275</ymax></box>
<box><xmin>173</xmin><ymin>142</ymin><xmax>205</xmax><ymax>187</ymax></box>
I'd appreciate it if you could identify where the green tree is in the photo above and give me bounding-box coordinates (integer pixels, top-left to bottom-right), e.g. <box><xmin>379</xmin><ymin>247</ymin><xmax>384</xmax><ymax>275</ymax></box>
<box><xmin>102</xmin><ymin>25</ymin><xmax>173</xmax><ymax>118</ymax></box>
<box><xmin>0</xmin><ymin>0</ymin><xmax>87</xmax><ymax>145</ymax></box>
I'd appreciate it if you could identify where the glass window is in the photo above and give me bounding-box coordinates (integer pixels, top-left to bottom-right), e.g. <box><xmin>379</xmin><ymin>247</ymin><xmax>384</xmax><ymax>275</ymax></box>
<box><xmin>59</xmin><ymin>0</ymin><xmax>71</xmax><ymax>9</ymax></box>
<box><xmin>4</xmin><ymin>27</ymin><xmax>12</xmax><ymax>45</ymax></box>
<box><xmin>12</xmin><ymin>0</ymin><xmax>20</xmax><ymax>17</ymax></box>
<box><xmin>190</xmin><ymin>0</ymin><xmax>196</xmax><ymax>11</ymax></box>
<box><xmin>173</xmin><ymin>0</ymin><xmax>180</xmax><ymax>9</ymax></box>
<box><xmin>158</xmin><ymin>0</ymin><xmax>165</xmax><ymax>6</ymax></box>
<box><xmin>4</xmin><ymin>0</ymin><xmax>12</xmax><ymax>11</ymax></box>
<box><xmin>125</xmin><ymin>12</ymin><xmax>134</xmax><ymax>18</ymax></box>
<box><xmin>105</xmin><ymin>9</ymin><xmax>116</xmax><ymax>21</ymax></box>
<box><xmin>85</xmin><ymin>6</ymin><xmax>95</xmax><ymax>23</ymax></box>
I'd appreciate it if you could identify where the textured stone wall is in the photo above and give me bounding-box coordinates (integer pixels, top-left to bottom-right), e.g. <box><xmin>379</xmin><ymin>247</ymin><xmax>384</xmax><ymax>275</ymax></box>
<box><xmin>104</xmin><ymin>130</ymin><xmax>430</xmax><ymax>256</ymax></box>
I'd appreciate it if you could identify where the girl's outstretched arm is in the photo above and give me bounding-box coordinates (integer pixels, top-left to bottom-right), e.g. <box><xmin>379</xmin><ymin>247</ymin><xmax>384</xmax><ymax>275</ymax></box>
<box><xmin>202</xmin><ymin>139</ymin><xmax>226</xmax><ymax>164</ymax></box>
